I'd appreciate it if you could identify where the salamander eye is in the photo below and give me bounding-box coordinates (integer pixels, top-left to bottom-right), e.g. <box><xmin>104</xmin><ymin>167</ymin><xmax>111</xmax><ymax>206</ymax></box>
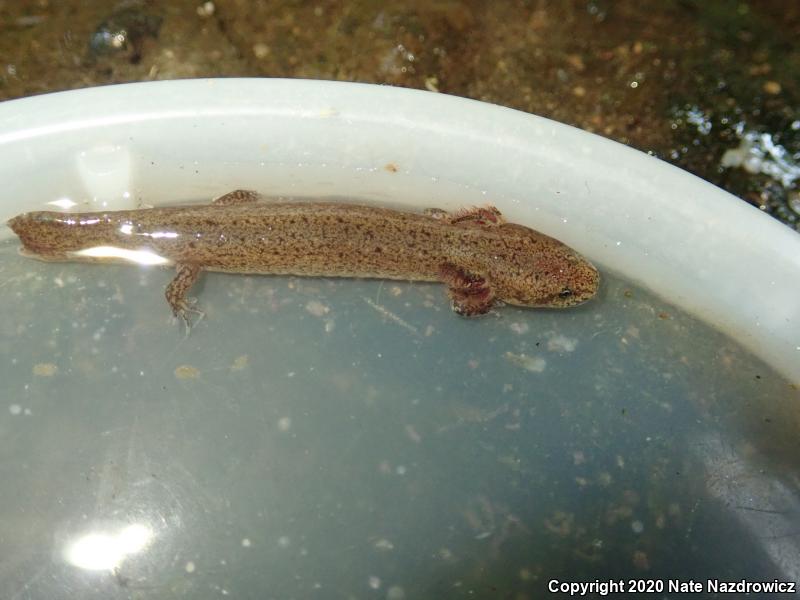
<box><xmin>558</xmin><ymin>287</ymin><xmax>573</xmax><ymax>298</ymax></box>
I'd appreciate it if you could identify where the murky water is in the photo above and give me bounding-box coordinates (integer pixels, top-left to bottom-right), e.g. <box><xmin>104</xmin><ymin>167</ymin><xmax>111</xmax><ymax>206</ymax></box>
<box><xmin>0</xmin><ymin>240</ymin><xmax>798</xmax><ymax>599</ymax></box>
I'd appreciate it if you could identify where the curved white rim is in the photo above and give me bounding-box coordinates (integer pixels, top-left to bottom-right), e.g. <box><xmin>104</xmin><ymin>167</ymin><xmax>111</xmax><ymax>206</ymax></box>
<box><xmin>1</xmin><ymin>79</ymin><xmax>798</xmax><ymax>383</ymax></box>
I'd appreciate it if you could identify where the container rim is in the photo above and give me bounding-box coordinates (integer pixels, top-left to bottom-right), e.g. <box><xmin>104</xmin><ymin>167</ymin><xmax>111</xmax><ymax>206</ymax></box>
<box><xmin>1</xmin><ymin>78</ymin><xmax>798</xmax><ymax>383</ymax></box>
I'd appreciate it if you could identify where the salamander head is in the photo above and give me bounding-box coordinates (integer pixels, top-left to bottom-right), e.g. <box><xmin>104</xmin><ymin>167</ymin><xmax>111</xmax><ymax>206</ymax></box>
<box><xmin>490</xmin><ymin>224</ymin><xmax>600</xmax><ymax>308</ymax></box>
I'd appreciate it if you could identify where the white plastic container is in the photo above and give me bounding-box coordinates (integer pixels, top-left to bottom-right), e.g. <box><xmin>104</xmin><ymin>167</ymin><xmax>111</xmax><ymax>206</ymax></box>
<box><xmin>1</xmin><ymin>80</ymin><xmax>798</xmax><ymax>597</ymax></box>
<box><xmin>2</xmin><ymin>79</ymin><xmax>797</xmax><ymax>383</ymax></box>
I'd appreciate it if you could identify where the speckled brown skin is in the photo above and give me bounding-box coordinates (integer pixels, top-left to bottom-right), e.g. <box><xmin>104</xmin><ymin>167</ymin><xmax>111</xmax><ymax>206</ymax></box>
<box><xmin>7</xmin><ymin>190</ymin><xmax>599</xmax><ymax>323</ymax></box>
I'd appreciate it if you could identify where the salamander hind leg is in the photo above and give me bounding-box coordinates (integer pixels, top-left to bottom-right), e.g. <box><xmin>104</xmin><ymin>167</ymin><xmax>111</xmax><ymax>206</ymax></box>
<box><xmin>166</xmin><ymin>263</ymin><xmax>205</xmax><ymax>331</ymax></box>
<box><xmin>212</xmin><ymin>189</ymin><xmax>261</xmax><ymax>206</ymax></box>
<box><xmin>451</xmin><ymin>206</ymin><xmax>504</xmax><ymax>227</ymax></box>
<box><xmin>424</xmin><ymin>206</ymin><xmax>504</xmax><ymax>228</ymax></box>
<box><xmin>438</xmin><ymin>262</ymin><xmax>496</xmax><ymax>317</ymax></box>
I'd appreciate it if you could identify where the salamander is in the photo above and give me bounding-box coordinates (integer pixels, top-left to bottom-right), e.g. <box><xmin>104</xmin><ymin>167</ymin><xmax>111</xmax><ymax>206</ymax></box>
<box><xmin>7</xmin><ymin>190</ymin><xmax>599</xmax><ymax>324</ymax></box>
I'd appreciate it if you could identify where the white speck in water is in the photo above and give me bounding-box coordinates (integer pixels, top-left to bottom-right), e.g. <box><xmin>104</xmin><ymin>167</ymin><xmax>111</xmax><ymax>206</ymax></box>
<box><xmin>547</xmin><ymin>334</ymin><xmax>578</xmax><ymax>353</ymax></box>
<box><xmin>185</xmin><ymin>561</ymin><xmax>196</xmax><ymax>573</ymax></box>
<box><xmin>305</xmin><ymin>300</ymin><xmax>329</xmax><ymax>317</ymax></box>
<box><xmin>438</xmin><ymin>547</ymin><xmax>455</xmax><ymax>560</ymax></box>
<box><xmin>277</xmin><ymin>417</ymin><xmax>291</xmax><ymax>432</ymax></box>
<box><xmin>509</xmin><ymin>322</ymin><xmax>529</xmax><ymax>335</ymax></box>
<box><xmin>24</xmin><ymin>408</ymin><xmax>32</xmax><ymax>416</ymax></box>
<box><xmin>374</xmin><ymin>538</ymin><xmax>394</xmax><ymax>551</ymax></box>
<box><xmin>404</xmin><ymin>424</ymin><xmax>421</xmax><ymax>443</ymax></box>
<box><xmin>368</xmin><ymin>576</ymin><xmax>381</xmax><ymax>590</ymax></box>
<box><xmin>324</xmin><ymin>319</ymin><xmax>335</xmax><ymax>333</ymax></box>
<box><xmin>387</xmin><ymin>586</ymin><xmax>406</xmax><ymax>599</ymax></box>
<box><xmin>287</xmin><ymin>371</ymin><xmax>295</xmax><ymax>378</ymax></box>
<box><xmin>504</xmin><ymin>352</ymin><xmax>547</xmax><ymax>373</ymax></box>
<box><xmin>277</xmin><ymin>536</ymin><xmax>290</xmax><ymax>548</ymax></box>
<box><xmin>241</xmin><ymin>538</ymin><xmax>251</xmax><ymax>548</ymax></box>
<box><xmin>54</xmin><ymin>277</ymin><xmax>64</xmax><ymax>288</ymax></box>
<box><xmin>631</xmin><ymin>520</ymin><xmax>644</xmax><ymax>534</ymax></box>
<box><xmin>9</xmin><ymin>404</ymin><xmax>22</xmax><ymax>416</ymax></box>
<box><xmin>395</xmin><ymin>465</ymin><xmax>407</xmax><ymax>475</ymax></box>
<box><xmin>33</xmin><ymin>363</ymin><xmax>58</xmax><ymax>377</ymax></box>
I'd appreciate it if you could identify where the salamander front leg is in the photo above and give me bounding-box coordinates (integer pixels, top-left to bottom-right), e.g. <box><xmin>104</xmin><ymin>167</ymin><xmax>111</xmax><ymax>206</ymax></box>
<box><xmin>439</xmin><ymin>262</ymin><xmax>496</xmax><ymax>317</ymax></box>
<box><xmin>166</xmin><ymin>263</ymin><xmax>205</xmax><ymax>332</ymax></box>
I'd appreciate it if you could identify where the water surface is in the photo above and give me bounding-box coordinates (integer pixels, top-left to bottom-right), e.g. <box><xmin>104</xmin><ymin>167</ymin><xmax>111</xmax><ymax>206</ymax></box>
<box><xmin>0</xmin><ymin>239</ymin><xmax>797</xmax><ymax>599</ymax></box>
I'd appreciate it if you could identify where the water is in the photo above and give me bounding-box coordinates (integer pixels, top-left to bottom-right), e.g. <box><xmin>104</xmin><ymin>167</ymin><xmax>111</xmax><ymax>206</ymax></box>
<box><xmin>0</xmin><ymin>239</ymin><xmax>798</xmax><ymax>599</ymax></box>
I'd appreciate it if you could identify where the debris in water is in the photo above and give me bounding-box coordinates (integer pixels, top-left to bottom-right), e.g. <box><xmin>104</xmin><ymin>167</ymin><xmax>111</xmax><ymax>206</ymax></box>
<box><xmin>504</xmin><ymin>351</ymin><xmax>546</xmax><ymax>373</ymax></box>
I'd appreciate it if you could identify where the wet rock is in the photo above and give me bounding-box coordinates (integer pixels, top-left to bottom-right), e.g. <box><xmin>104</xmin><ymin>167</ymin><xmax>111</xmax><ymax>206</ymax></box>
<box><xmin>88</xmin><ymin>0</ymin><xmax>162</xmax><ymax>65</ymax></box>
